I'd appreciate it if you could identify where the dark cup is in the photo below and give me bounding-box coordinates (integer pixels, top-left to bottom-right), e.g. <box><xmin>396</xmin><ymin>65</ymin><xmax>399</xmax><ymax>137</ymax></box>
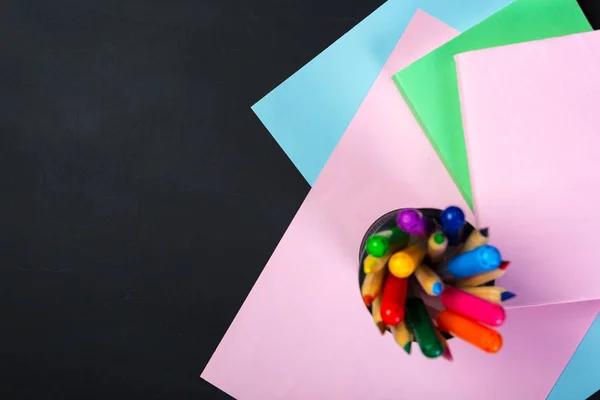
<box><xmin>358</xmin><ymin>208</ymin><xmax>491</xmax><ymax>341</ymax></box>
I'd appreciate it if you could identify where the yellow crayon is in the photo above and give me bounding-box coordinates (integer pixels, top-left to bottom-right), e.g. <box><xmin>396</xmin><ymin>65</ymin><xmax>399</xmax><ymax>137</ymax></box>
<box><xmin>460</xmin><ymin>286</ymin><xmax>516</xmax><ymax>304</ymax></box>
<box><xmin>388</xmin><ymin>244</ymin><xmax>425</xmax><ymax>278</ymax></box>
<box><xmin>363</xmin><ymin>250</ymin><xmax>395</xmax><ymax>274</ymax></box>
<box><xmin>391</xmin><ymin>321</ymin><xmax>413</xmax><ymax>354</ymax></box>
<box><xmin>427</xmin><ymin>232</ymin><xmax>448</xmax><ymax>262</ymax></box>
<box><xmin>361</xmin><ymin>267</ymin><xmax>387</xmax><ymax>307</ymax></box>
<box><xmin>371</xmin><ymin>295</ymin><xmax>386</xmax><ymax>335</ymax></box>
<box><xmin>414</xmin><ymin>264</ymin><xmax>444</xmax><ymax>296</ymax></box>
<box><xmin>453</xmin><ymin>261</ymin><xmax>509</xmax><ymax>288</ymax></box>
<box><xmin>460</xmin><ymin>228</ymin><xmax>489</xmax><ymax>254</ymax></box>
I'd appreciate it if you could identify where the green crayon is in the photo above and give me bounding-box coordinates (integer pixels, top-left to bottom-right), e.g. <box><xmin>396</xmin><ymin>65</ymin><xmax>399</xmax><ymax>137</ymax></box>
<box><xmin>405</xmin><ymin>297</ymin><xmax>444</xmax><ymax>359</ymax></box>
<box><xmin>365</xmin><ymin>227</ymin><xmax>410</xmax><ymax>258</ymax></box>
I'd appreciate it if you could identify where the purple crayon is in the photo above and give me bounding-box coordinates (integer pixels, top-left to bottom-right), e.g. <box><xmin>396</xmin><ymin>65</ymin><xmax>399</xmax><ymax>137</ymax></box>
<box><xmin>396</xmin><ymin>209</ymin><xmax>428</xmax><ymax>237</ymax></box>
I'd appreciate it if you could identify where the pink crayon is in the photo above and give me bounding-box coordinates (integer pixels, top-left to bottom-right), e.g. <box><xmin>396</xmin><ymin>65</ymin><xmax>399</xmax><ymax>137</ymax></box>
<box><xmin>441</xmin><ymin>287</ymin><xmax>505</xmax><ymax>327</ymax></box>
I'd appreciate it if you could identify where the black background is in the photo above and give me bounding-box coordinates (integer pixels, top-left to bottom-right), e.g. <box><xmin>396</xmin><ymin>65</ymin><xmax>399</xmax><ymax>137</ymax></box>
<box><xmin>0</xmin><ymin>1</ymin><xmax>598</xmax><ymax>398</ymax></box>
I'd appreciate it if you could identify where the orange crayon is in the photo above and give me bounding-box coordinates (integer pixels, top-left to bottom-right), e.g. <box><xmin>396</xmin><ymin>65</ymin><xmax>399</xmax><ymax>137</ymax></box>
<box><xmin>437</xmin><ymin>309</ymin><xmax>503</xmax><ymax>354</ymax></box>
<box><xmin>361</xmin><ymin>267</ymin><xmax>387</xmax><ymax>307</ymax></box>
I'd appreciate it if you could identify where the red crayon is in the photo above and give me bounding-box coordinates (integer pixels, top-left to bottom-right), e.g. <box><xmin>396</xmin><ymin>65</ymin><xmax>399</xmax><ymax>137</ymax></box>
<box><xmin>380</xmin><ymin>274</ymin><xmax>408</xmax><ymax>326</ymax></box>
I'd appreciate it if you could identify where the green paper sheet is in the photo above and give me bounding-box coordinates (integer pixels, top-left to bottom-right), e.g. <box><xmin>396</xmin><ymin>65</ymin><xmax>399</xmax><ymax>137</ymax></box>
<box><xmin>393</xmin><ymin>0</ymin><xmax>591</xmax><ymax>209</ymax></box>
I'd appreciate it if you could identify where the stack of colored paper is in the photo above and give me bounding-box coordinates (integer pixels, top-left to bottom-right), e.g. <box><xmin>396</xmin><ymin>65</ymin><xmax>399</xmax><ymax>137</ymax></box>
<box><xmin>202</xmin><ymin>0</ymin><xmax>600</xmax><ymax>398</ymax></box>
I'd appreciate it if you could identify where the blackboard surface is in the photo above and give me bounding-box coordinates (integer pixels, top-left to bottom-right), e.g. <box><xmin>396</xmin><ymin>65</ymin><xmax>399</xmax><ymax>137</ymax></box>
<box><xmin>0</xmin><ymin>1</ymin><xmax>598</xmax><ymax>398</ymax></box>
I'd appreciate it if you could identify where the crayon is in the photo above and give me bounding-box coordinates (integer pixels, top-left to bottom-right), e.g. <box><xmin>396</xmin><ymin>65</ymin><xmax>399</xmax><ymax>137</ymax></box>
<box><xmin>460</xmin><ymin>286</ymin><xmax>516</xmax><ymax>304</ymax></box>
<box><xmin>453</xmin><ymin>261</ymin><xmax>510</xmax><ymax>288</ymax></box>
<box><xmin>363</xmin><ymin>252</ymin><xmax>393</xmax><ymax>275</ymax></box>
<box><xmin>447</xmin><ymin>245</ymin><xmax>502</xmax><ymax>279</ymax></box>
<box><xmin>396</xmin><ymin>209</ymin><xmax>429</xmax><ymax>237</ymax></box>
<box><xmin>427</xmin><ymin>231</ymin><xmax>448</xmax><ymax>262</ymax></box>
<box><xmin>435</xmin><ymin>328</ymin><xmax>453</xmax><ymax>362</ymax></box>
<box><xmin>371</xmin><ymin>295</ymin><xmax>386</xmax><ymax>335</ymax></box>
<box><xmin>405</xmin><ymin>297</ymin><xmax>444</xmax><ymax>359</ymax></box>
<box><xmin>413</xmin><ymin>264</ymin><xmax>443</xmax><ymax>296</ymax></box>
<box><xmin>460</xmin><ymin>227</ymin><xmax>489</xmax><ymax>254</ymax></box>
<box><xmin>418</xmin><ymin>285</ymin><xmax>444</xmax><ymax>312</ymax></box>
<box><xmin>437</xmin><ymin>309</ymin><xmax>503</xmax><ymax>354</ymax></box>
<box><xmin>441</xmin><ymin>287</ymin><xmax>505</xmax><ymax>327</ymax></box>
<box><xmin>424</xmin><ymin>303</ymin><xmax>442</xmax><ymax>321</ymax></box>
<box><xmin>380</xmin><ymin>274</ymin><xmax>408</xmax><ymax>326</ymax></box>
<box><xmin>440</xmin><ymin>206</ymin><xmax>465</xmax><ymax>246</ymax></box>
<box><xmin>391</xmin><ymin>321</ymin><xmax>413</xmax><ymax>354</ymax></box>
<box><xmin>388</xmin><ymin>244</ymin><xmax>426</xmax><ymax>278</ymax></box>
<box><xmin>361</xmin><ymin>267</ymin><xmax>387</xmax><ymax>307</ymax></box>
<box><xmin>365</xmin><ymin>227</ymin><xmax>410</xmax><ymax>258</ymax></box>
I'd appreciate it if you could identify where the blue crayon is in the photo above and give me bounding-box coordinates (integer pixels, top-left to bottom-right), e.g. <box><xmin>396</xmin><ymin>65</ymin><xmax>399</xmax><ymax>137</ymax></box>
<box><xmin>440</xmin><ymin>206</ymin><xmax>465</xmax><ymax>245</ymax></box>
<box><xmin>447</xmin><ymin>245</ymin><xmax>502</xmax><ymax>279</ymax></box>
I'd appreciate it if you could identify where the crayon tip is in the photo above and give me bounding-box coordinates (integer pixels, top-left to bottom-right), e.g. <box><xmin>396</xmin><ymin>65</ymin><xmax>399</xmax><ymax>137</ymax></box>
<box><xmin>499</xmin><ymin>261</ymin><xmax>510</xmax><ymax>270</ymax></box>
<box><xmin>480</xmin><ymin>227</ymin><xmax>489</xmax><ymax>237</ymax></box>
<box><xmin>403</xmin><ymin>341</ymin><xmax>412</xmax><ymax>354</ymax></box>
<box><xmin>432</xmin><ymin>282</ymin><xmax>443</xmax><ymax>295</ymax></box>
<box><xmin>480</xmin><ymin>245</ymin><xmax>502</xmax><ymax>269</ymax></box>
<box><xmin>440</xmin><ymin>206</ymin><xmax>465</xmax><ymax>231</ymax></box>
<box><xmin>501</xmin><ymin>291</ymin><xmax>516</xmax><ymax>302</ymax></box>
<box><xmin>363</xmin><ymin>257</ymin><xmax>375</xmax><ymax>274</ymax></box>
<box><xmin>363</xmin><ymin>295</ymin><xmax>374</xmax><ymax>307</ymax></box>
<box><xmin>433</xmin><ymin>233</ymin><xmax>445</xmax><ymax>244</ymax></box>
<box><xmin>443</xmin><ymin>349</ymin><xmax>454</xmax><ymax>362</ymax></box>
<box><xmin>366</xmin><ymin>235</ymin><xmax>389</xmax><ymax>258</ymax></box>
<box><xmin>376</xmin><ymin>322</ymin><xmax>387</xmax><ymax>335</ymax></box>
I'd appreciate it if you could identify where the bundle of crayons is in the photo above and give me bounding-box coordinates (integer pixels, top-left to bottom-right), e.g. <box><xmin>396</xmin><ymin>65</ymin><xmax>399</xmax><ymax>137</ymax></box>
<box><xmin>360</xmin><ymin>206</ymin><xmax>515</xmax><ymax>359</ymax></box>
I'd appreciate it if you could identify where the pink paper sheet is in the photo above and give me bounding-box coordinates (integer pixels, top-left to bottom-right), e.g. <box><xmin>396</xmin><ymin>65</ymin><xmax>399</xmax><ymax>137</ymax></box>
<box><xmin>457</xmin><ymin>30</ymin><xmax>600</xmax><ymax>308</ymax></box>
<box><xmin>202</xmin><ymin>13</ymin><xmax>600</xmax><ymax>399</ymax></box>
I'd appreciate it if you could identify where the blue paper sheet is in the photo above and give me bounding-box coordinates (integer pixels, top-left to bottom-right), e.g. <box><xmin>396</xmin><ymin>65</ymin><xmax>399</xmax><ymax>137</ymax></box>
<box><xmin>252</xmin><ymin>0</ymin><xmax>514</xmax><ymax>185</ymax></box>
<box><xmin>548</xmin><ymin>313</ymin><xmax>600</xmax><ymax>400</ymax></box>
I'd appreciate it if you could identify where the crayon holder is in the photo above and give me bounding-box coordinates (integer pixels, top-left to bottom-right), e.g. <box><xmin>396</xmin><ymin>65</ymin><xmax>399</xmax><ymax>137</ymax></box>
<box><xmin>358</xmin><ymin>208</ymin><xmax>493</xmax><ymax>343</ymax></box>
